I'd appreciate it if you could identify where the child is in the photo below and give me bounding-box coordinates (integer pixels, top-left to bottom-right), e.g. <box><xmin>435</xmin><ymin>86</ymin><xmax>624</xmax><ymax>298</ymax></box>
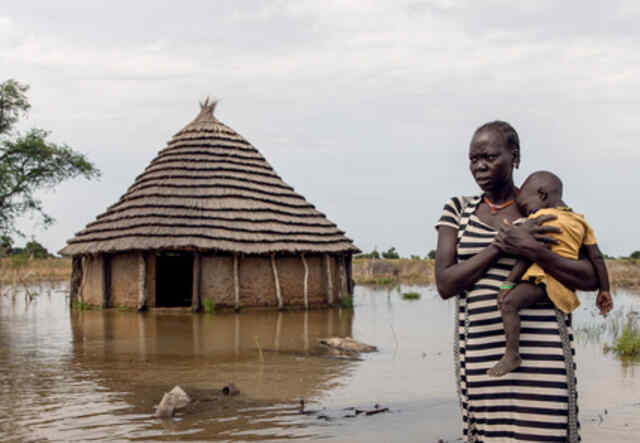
<box><xmin>487</xmin><ymin>170</ymin><xmax>613</xmax><ymax>377</ymax></box>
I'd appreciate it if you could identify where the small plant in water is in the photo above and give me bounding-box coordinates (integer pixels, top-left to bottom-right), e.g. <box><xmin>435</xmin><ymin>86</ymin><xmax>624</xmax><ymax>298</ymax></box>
<box><xmin>203</xmin><ymin>297</ymin><xmax>215</xmax><ymax>313</ymax></box>
<box><xmin>401</xmin><ymin>292</ymin><xmax>421</xmax><ymax>300</ymax></box>
<box><xmin>375</xmin><ymin>277</ymin><xmax>396</xmax><ymax>286</ymax></box>
<box><xmin>610</xmin><ymin>317</ymin><xmax>640</xmax><ymax>358</ymax></box>
<box><xmin>71</xmin><ymin>300</ymin><xmax>93</xmax><ymax>311</ymax></box>
<box><xmin>339</xmin><ymin>295</ymin><xmax>354</xmax><ymax>308</ymax></box>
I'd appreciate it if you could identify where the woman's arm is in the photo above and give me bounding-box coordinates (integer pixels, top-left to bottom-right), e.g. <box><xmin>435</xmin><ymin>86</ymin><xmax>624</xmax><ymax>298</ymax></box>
<box><xmin>494</xmin><ymin>222</ymin><xmax>598</xmax><ymax>291</ymax></box>
<box><xmin>435</xmin><ymin>226</ymin><xmax>502</xmax><ymax>299</ymax></box>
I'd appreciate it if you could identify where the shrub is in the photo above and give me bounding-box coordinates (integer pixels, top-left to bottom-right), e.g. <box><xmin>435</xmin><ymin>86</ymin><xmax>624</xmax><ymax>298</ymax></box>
<box><xmin>612</xmin><ymin>318</ymin><xmax>640</xmax><ymax>358</ymax></box>
<box><xmin>630</xmin><ymin>251</ymin><xmax>640</xmax><ymax>260</ymax></box>
<box><xmin>427</xmin><ymin>249</ymin><xmax>436</xmax><ymax>260</ymax></box>
<box><xmin>382</xmin><ymin>247</ymin><xmax>399</xmax><ymax>259</ymax></box>
<box><xmin>401</xmin><ymin>292</ymin><xmax>421</xmax><ymax>300</ymax></box>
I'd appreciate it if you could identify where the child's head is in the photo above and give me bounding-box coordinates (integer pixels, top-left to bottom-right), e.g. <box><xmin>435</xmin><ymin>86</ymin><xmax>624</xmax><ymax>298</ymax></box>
<box><xmin>516</xmin><ymin>170</ymin><xmax>563</xmax><ymax>215</ymax></box>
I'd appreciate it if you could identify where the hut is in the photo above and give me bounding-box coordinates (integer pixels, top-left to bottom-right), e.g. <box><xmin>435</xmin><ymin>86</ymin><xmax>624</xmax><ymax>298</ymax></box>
<box><xmin>60</xmin><ymin>99</ymin><xmax>359</xmax><ymax>311</ymax></box>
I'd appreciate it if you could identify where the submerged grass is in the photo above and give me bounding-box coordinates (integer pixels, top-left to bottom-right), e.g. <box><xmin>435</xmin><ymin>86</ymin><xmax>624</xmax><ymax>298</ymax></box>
<box><xmin>203</xmin><ymin>297</ymin><xmax>216</xmax><ymax>314</ymax></box>
<box><xmin>401</xmin><ymin>292</ymin><xmax>421</xmax><ymax>300</ymax></box>
<box><xmin>610</xmin><ymin>317</ymin><xmax>640</xmax><ymax>358</ymax></box>
<box><xmin>339</xmin><ymin>294</ymin><xmax>354</xmax><ymax>308</ymax></box>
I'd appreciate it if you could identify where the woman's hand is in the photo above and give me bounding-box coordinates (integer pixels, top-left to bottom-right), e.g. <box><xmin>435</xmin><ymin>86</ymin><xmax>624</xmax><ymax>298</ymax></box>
<box><xmin>493</xmin><ymin>215</ymin><xmax>561</xmax><ymax>258</ymax></box>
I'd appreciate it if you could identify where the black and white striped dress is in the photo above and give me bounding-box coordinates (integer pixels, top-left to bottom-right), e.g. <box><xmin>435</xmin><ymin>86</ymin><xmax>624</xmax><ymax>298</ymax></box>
<box><xmin>437</xmin><ymin>196</ymin><xmax>579</xmax><ymax>443</ymax></box>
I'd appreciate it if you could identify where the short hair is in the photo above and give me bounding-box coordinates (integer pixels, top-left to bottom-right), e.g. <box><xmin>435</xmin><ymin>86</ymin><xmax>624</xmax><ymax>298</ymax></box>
<box><xmin>524</xmin><ymin>170</ymin><xmax>563</xmax><ymax>199</ymax></box>
<box><xmin>474</xmin><ymin>121</ymin><xmax>520</xmax><ymax>167</ymax></box>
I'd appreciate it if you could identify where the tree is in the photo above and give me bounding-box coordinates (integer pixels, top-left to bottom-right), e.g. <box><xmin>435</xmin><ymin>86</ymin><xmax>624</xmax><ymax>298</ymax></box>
<box><xmin>630</xmin><ymin>251</ymin><xmax>640</xmax><ymax>260</ymax></box>
<box><xmin>427</xmin><ymin>249</ymin><xmax>436</xmax><ymax>260</ymax></box>
<box><xmin>24</xmin><ymin>239</ymin><xmax>51</xmax><ymax>258</ymax></box>
<box><xmin>382</xmin><ymin>246</ymin><xmax>399</xmax><ymax>259</ymax></box>
<box><xmin>0</xmin><ymin>79</ymin><xmax>100</xmax><ymax>236</ymax></box>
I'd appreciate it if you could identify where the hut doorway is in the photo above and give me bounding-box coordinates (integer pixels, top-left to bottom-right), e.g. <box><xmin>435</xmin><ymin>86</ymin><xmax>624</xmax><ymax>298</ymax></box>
<box><xmin>155</xmin><ymin>252</ymin><xmax>193</xmax><ymax>307</ymax></box>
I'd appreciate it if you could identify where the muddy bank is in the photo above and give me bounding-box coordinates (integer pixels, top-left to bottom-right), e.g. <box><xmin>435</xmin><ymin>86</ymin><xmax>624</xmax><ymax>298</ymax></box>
<box><xmin>353</xmin><ymin>258</ymin><xmax>640</xmax><ymax>289</ymax></box>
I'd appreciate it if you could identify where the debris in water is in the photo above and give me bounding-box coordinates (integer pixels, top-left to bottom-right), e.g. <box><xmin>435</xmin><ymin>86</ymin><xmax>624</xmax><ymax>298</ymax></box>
<box><xmin>222</xmin><ymin>383</ymin><xmax>239</xmax><ymax>396</ymax></box>
<box><xmin>319</xmin><ymin>337</ymin><xmax>378</xmax><ymax>353</ymax></box>
<box><xmin>153</xmin><ymin>386</ymin><xmax>192</xmax><ymax>418</ymax></box>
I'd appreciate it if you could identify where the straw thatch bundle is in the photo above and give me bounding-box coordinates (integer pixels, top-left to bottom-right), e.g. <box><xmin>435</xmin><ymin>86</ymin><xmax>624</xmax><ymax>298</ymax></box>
<box><xmin>60</xmin><ymin>99</ymin><xmax>358</xmax><ymax>256</ymax></box>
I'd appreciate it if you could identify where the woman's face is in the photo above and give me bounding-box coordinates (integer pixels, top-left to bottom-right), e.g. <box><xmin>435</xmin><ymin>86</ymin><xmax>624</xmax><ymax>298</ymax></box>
<box><xmin>468</xmin><ymin>129</ymin><xmax>515</xmax><ymax>193</ymax></box>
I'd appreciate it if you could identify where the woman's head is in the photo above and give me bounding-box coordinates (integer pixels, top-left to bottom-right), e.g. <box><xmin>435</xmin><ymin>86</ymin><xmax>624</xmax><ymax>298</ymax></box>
<box><xmin>469</xmin><ymin>121</ymin><xmax>520</xmax><ymax>193</ymax></box>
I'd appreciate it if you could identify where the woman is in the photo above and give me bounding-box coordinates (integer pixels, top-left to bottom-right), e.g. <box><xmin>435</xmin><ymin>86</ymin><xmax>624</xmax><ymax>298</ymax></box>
<box><xmin>435</xmin><ymin>121</ymin><xmax>598</xmax><ymax>442</ymax></box>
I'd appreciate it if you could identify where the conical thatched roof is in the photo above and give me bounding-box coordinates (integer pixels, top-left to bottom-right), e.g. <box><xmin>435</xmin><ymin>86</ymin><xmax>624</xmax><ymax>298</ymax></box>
<box><xmin>60</xmin><ymin>100</ymin><xmax>358</xmax><ymax>256</ymax></box>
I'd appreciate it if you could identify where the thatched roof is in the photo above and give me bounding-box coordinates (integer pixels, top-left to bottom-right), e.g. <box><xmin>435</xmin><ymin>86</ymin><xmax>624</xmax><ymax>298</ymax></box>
<box><xmin>60</xmin><ymin>99</ymin><xmax>359</xmax><ymax>256</ymax></box>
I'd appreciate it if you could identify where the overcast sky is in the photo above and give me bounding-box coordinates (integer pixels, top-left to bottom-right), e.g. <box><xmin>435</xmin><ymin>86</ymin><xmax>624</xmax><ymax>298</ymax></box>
<box><xmin>2</xmin><ymin>1</ymin><xmax>639</xmax><ymax>257</ymax></box>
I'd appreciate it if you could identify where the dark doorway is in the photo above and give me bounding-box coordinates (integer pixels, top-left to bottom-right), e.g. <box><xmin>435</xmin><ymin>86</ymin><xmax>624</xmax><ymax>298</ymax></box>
<box><xmin>156</xmin><ymin>252</ymin><xmax>193</xmax><ymax>307</ymax></box>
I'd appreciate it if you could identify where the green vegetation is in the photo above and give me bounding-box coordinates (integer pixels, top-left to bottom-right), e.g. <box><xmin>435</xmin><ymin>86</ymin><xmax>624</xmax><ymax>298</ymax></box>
<box><xmin>339</xmin><ymin>294</ymin><xmax>354</xmax><ymax>308</ymax></box>
<box><xmin>71</xmin><ymin>300</ymin><xmax>94</xmax><ymax>311</ymax></box>
<box><xmin>427</xmin><ymin>249</ymin><xmax>436</xmax><ymax>260</ymax></box>
<box><xmin>401</xmin><ymin>292</ymin><xmax>421</xmax><ymax>300</ymax></box>
<box><xmin>356</xmin><ymin>249</ymin><xmax>380</xmax><ymax>259</ymax></box>
<box><xmin>381</xmin><ymin>247</ymin><xmax>399</xmax><ymax>259</ymax></box>
<box><xmin>630</xmin><ymin>251</ymin><xmax>640</xmax><ymax>260</ymax></box>
<box><xmin>203</xmin><ymin>297</ymin><xmax>216</xmax><ymax>313</ymax></box>
<box><xmin>374</xmin><ymin>277</ymin><xmax>397</xmax><ymax>286</ymax></box>
<box><xmin>0</xmin><ymin>79</ymin><xmax>100</xmax><ymax>237</ymax></box>
<box><xmin>610</xmin><ymin>317</ymin><xmax>640</xmax><ymax>359</ymax></box>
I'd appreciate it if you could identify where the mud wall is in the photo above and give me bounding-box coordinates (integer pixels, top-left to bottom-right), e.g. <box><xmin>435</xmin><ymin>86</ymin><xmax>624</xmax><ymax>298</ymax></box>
<box><xmin>108</xmin><ymin>252</ymin><xmax>141</xmax><ymax>308</ymax></box>
<box><xmin>80</xmin><ymin>255</ymin><xmax>105</xmax><ymax>306</ymax></box>
<box><xmin>76</xmin><ymin>252</ymin><xmax>349</xmax><ymax>310</ymax></box>
<box><xmin>199</xmin><ymin>254</ymin><xmax>343</xmax><ymax>308</ymax></box>
<box><xmin>201</xmin><ymin>254</ymin><xmax>234</xmax><ymax>306</ymax></box>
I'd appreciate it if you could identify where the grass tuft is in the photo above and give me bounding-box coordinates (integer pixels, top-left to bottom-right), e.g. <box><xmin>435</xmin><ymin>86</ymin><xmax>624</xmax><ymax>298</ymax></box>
<box><xmin>339</xmin><ymin>295</ymin><xmax>354</xmax><ymax>308</ymax></box>
<box><xmin>611</xmin><ymin>317</ymin><xmax>640</xmax><ymax>358</ymax></box>
<box><xmin>401</xmin><ymin>292</ymin><xmax>421</xmax><ymax>300</ymax></box>
<box><xmin>203</xmin><ymin>297</ymin><xmax>216</xmax><ymax>314</ymax></box>
<box><xmin>71</xmin><ymin>300</ymin><xmax>94</xmax><ymax>311</ymax></box>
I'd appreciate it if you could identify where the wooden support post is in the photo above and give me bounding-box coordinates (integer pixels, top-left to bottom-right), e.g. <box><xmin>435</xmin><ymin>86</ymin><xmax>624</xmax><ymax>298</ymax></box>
<box><xmin>301</xmin><ymin>253</ymin><xmax>309</xmax><ymax>310</ymax></box>
<box><xmin>101</xmin><ymin>254</ymin><xmax>111</xmax><ymax>309</ymax></box>
<box><xmin>69</xmin><ymin>256</ymin><xmax>82</xmax><ymax>307</ymax></box>
<box><xmin>271</xmin><ymin>253</ymin><xmax>283</xmax><ymax>310</ymax></box>
<box><xmin>137</xmin><ymin>253</ymin><xmax>148</xmax><ymax>312</ymax></box>
<box><xmin>192</xmin><ymin>252</ymin><xmax>202</xmax><ymax>312</ymax></box>
<box><xmin>346</xmin><ymin>253</ymin><xmax>354</xmax><ymax>295</ymax></box>
<box><xmin>339</xmin><ymin>255</ymin><xmax>348</xmax><ymax>300</ymax></box>
<box><xmin>233</xmin><ymin>253</ymin><xmax>240</xmax><ymax>311</ymax></box>
<box><xmin>324</xmin><ymin>254</ymin><xmax>334</xmax><ymax>305</ymax></box>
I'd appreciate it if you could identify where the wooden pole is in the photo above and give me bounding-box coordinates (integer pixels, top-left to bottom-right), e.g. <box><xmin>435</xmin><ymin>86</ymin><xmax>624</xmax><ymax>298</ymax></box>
<box><xmin>192</xmin><ymin>252</ymin><xmax>202</xmax><ymax>312</ymax></box>
<box><xmin>324</xmin><ymin>254</ymin><xmax>334</xmax><ymax>305</ymax></box>
<box><xmin>271</xmin><ymin>253</ymin><xmax>283</xmax><ymax>310</ymax></box>
<box><xmin>233</xmin><ymin>253</ymin><xmax>240</xmax><ymax>311</ymax></box>
<box><xmin>346</xmin><ymin>253</ymin><xmax>353</xmax><ymax>295</ymax></box>
<box><xmin>101</xmin><ymin>254</ymin><xmax>111</xmax><ymax>309</ymax></box>
<box><xmin>137</xmin><ymin>253</ymin><xmax>148</xmax><ymax>312</ymax></box>
<box><xmin>339</xmin><ymin>255</ymin><xmax>348</xmax><ymax>300</ymax></box>
<box><xmin>301</xmin><ymin>253</ymin><xmax>309</xmax><ymax>310</ymax></box>
<box><xmin>69</xmin><ymin>255</ymin><xmax>82</xmax><ymax>307</ymax></box>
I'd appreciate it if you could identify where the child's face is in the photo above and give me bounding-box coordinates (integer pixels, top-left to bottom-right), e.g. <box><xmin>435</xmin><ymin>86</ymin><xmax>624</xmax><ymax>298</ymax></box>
<box><xmin>516</xmin><ymin>184</ymin><xmax>545</xmax><ymax>215</ymax></box>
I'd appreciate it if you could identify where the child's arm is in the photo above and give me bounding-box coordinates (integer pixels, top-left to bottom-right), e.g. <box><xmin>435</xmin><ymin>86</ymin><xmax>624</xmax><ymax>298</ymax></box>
<box><xmin>497</xmin><ymin>258</ymin><xmax>531</xmax><ymax>310</ymax></box>
<box><xmin>584</xmin><ymin>243</ymin><xmax>613</xmax><ymax>316</ymax></box>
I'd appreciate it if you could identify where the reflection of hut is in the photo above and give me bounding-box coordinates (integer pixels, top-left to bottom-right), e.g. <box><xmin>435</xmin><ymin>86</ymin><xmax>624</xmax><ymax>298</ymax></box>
<box><xmin>60</xmin><ymin>100</ymin><xmax>358</xmax><ymax>310</ymax></box>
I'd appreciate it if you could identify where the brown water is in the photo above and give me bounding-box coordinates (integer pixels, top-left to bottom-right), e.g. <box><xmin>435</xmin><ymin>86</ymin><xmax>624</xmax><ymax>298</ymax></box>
<box><xmin>1</xmin><ymin>283</ymin><xmax>639</xmax><ymax>442</ymax></box>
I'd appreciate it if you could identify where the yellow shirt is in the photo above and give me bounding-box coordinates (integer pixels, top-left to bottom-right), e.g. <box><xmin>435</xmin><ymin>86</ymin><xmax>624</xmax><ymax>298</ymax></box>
<box><xmin>522</xmin><ymin>207</ymin><xmax>597</xmax><ymax>313</ymax></box>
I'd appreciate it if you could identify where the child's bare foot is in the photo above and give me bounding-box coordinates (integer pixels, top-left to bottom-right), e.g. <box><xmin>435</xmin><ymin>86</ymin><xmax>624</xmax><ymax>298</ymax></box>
<box><xmin>486</xmin><ymin>354</ymin><xmax>522</xmax><ymax>377</ymax></box>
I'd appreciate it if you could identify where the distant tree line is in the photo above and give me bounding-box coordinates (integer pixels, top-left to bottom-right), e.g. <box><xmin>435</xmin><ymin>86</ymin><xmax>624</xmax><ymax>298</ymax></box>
<box><xmin>355</xmin><ymin>247</ymin><xmax>437</xmax><ymax>260</ymax></box>
<box><xmin>0</xmin><ymin>236</ymin><xmax>52</xmax><ymax>259</ymax></box>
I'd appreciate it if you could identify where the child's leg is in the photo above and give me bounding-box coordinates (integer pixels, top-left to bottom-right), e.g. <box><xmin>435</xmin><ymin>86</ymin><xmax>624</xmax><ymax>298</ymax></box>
<box><xmin>487</xmin><ymin>282</ymin><xmax>548</xmax><ymax>377</ymax></box>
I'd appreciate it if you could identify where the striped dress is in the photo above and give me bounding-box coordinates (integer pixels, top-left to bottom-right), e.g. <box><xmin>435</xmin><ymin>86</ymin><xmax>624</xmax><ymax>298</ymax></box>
<box><xmin>437</xmin><ymin>196</ymin><xmax>580</xmax><ymax>443</ymax></box>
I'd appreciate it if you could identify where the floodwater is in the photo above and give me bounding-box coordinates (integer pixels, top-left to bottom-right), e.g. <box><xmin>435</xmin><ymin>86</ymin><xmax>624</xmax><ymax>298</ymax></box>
<box><xmin>1</xmin><ymin>284</ymin><xmax>639</xmax><ymax>442</ymax></box>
